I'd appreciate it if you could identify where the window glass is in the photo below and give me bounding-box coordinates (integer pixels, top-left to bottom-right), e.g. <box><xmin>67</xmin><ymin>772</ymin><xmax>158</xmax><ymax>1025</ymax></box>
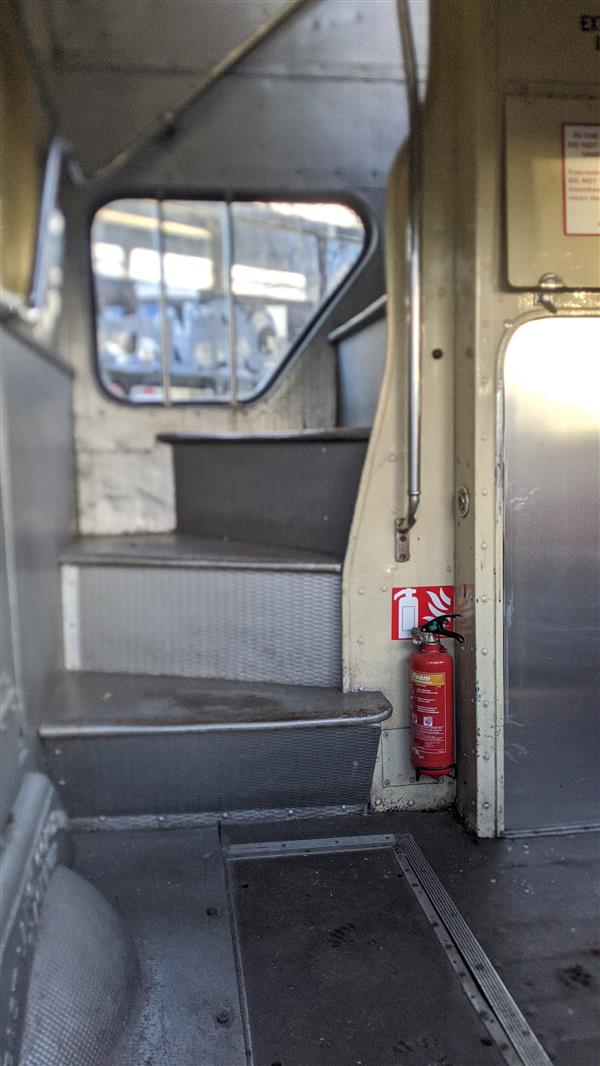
<box><xmin>91</xmin><ymin>199</ymin><xmax>365</xmax><ymax>404</ymax></box>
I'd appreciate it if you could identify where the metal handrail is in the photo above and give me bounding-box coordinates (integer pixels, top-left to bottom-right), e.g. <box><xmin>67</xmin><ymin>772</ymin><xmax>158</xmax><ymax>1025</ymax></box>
<box><xmin>396</xmin><ymin>0</ymin><xmax>423</xmax><ymax>535</ymax></box>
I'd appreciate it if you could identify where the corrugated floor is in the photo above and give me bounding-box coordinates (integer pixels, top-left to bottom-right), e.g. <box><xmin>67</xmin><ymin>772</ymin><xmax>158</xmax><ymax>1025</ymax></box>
<box><xmin>69</xmin><ymin>812</ymin><xmax>600</xmax><ymax>1066</ymax></box>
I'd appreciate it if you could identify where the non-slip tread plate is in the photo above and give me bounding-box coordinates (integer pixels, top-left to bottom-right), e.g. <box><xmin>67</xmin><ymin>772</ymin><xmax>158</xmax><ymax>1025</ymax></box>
<box><xmin>60</xmin><ymin>533</ymin><xmax>342</xmax><ymax>572</ymax></box>
<box><xmin>232</xmin><ymin>847</ymin><xmax>507</xmax><ymax>1066</ymax></box>
<box><xmin>41</xmin><ymin>672</ymin><xmax>391</xmax><ymax>736</ymax></box>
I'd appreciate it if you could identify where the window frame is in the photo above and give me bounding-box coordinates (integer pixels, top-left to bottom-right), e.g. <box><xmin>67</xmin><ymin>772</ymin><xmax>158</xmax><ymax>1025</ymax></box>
<box><xmin>88</xmin><ymin>191</ymin><xmax>374</xmax><ymax>408</ymax></box>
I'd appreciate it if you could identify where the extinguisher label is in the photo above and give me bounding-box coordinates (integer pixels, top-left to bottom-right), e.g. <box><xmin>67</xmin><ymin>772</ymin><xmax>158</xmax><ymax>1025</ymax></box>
<box><xmin>410</xmin><ymin>671</ymin><xmax>449</xmax><ymax>758</ymax></box>
<box><xmin>391</xmin><ymin>586</ymin><xmax>455</xmax><ymax>640</ymax></box>
<box><xmin>411</xmin><ymin>671</ymin><xmax>444</xmax><ymax>686</ymax></box>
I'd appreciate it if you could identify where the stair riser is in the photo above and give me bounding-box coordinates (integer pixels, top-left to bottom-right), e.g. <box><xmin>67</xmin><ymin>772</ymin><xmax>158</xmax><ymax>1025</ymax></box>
<box><xmin>43</xmin><ymin>726</ymin><xmax>380</xmax><ymax>817</ymax></box>
<box><xmin>62</xmin><ymin>565</ymin><xmax>341</xmax><ymax>686</ymax></box>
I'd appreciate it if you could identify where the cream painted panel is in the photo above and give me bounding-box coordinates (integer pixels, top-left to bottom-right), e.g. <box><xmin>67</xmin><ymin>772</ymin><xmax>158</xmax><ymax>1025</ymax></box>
<box><xmin>506</xmin><ymin>97</ymin><xmax>600</xmax><ymax>288</ymax></box>
<box><xmin>343</xmin><ymin>7</ymin><xmax>456</xmax><ymax>811</ymax></box>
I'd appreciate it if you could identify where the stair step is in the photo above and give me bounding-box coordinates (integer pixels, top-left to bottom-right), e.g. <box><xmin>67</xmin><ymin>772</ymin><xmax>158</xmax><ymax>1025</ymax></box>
<box><xmin>61</xmin><ymin>535</ymin><xmax>342</xmax><ymax>686</ymax></box>
<box><xmin>41</xmin><ymin>673</ymin><xmax>391</xmax><ymax>818</ymax></box>
<box><xmin>41</xmin><ymin>672</ymin><xmax>390</xmax><ymax>737</ymax></box>
<box><xmin>60</xmin><ymin>534</ymin><xmax>342</xmax><ymax>572</ymax></box>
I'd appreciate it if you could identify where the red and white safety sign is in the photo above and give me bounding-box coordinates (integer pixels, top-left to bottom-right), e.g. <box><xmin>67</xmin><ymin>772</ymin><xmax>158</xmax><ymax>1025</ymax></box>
<box><xmin>391</xmin><ymin>586</ymin><xmax>455</xmax><ymax>640</ymax></box>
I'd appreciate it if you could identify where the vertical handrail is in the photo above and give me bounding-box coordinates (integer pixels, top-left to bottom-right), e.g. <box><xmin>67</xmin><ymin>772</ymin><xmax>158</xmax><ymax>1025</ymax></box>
<box><xmin>224</xmin><ymin>201</ymin><xmax>238</xmax><ymax>406</ymax></box>
<box><xmin>396</xmin><ymin>0</ymin><xmax>423</xmax><ymax>536</ymax></box>
<box><xmin>157</xmin><ymin>200</ymin><xmax>172</xmax><ymax>406</ymax></box>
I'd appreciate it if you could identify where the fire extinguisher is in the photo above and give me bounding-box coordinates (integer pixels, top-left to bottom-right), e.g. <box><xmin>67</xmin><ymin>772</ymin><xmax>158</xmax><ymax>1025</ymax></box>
<box><xmin>409</xmin><ymin>614</ymin><xmax>464</xmax><ymax>780</ymax></box>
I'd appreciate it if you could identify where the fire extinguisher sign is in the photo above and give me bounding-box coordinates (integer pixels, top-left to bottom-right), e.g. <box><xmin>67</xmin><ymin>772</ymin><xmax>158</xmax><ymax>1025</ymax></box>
<box><xmin>391</xmin><ymin>586</ymin><xmax>455</xmax><ymax>640</ymax></box>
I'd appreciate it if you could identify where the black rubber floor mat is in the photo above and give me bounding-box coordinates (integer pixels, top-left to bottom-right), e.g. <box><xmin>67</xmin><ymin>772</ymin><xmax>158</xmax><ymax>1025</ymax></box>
<box><xmin>232</xmin><ymin>848</ymin><xmax>506</xmax><ymax>1066</ymax></box>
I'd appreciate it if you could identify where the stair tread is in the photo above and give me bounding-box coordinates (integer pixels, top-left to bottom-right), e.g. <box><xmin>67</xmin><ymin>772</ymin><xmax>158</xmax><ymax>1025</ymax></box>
<box><xmin>60</xmin><ymin>534</ymin><xmax>342</xmax><ymax>572</ymax></box>
<box><xmin>41</xmin><ymin>672</ymin><xmax>391</xmax><ymax>737</ymax></box>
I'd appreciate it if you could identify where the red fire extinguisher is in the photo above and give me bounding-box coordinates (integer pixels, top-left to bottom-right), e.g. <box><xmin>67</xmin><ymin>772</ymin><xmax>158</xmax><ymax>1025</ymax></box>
<box><xmin>409</xmin><ymin>613</ymin><xmax>464</xmax><ymax>780</ymax></box>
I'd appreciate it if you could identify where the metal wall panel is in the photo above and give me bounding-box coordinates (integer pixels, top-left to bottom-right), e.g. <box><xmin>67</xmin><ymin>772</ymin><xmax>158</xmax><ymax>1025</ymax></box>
<box><xmin>503</xmin><ymin>317</ymin><xmax>600</xmax><ymax>831</ymax></box>
<box><xmin>70</xmin><ymin>565</ymin><xmax>342</xmax><ymax>686</ymax></box>
<box><xmin>0</xmin><ymin>328</ymin><xmax>76</xmax><ymax>726</ymax></box>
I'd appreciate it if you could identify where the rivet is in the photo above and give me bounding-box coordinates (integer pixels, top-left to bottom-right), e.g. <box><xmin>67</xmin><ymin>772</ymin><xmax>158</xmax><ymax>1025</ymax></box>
<box><xmin>481</xmin><ymin>595</ymin><xmax>488</xmax><ymax>603</ymax></box>
<box><xmin>384</xmin><ymin>779</ymin><xmax>390</xmax><ymax>787</ymax></box>
<box><xmin>482</xmin><ymin>700</ymin><xmax>489</xmax><ymax>708</ymax></box>
<box><xmin>357</xmin><ymin>636</ymin><xmax>364</xmax><ymax>645</ymax></box>
<box><xmin>482</xmin><ymin>802</ymin><xmax>491</xmax><ymax>810</ymax></box>
<box><xmin>380</xmin><ymin>585</ymin><xmax>387</xmax><ymax>592</ymax></box>
<box><xmin>481</xmin><ymin>488</ymin><xmax>488</xmax><ymax>496</ymax></box>
<box><xmin>358</xmin><ymin>587</ymin><xmax>365</xmax><ymax>595</ymax></box>
<box><xmin>407</xmin><ymin>799</ymin><xmax>415</xmax><ymax>807</ymax></box>
<box><xmin>481</xmin><ymin>541</ymin><xmax>488</xmax><ymax>550</ymax></box>
<box><xmin>481</xmin><ymin>648</ymin><xmax>488</xmax><ymax>655</ymax></box>
<box><xmin>216</xmin><ymin>1010</ymin><xmax>230</xmax><ymax>1025</ymax></box>
<box><xmin>389</xmin><ymin>453</ymin><xmax>397</xmax><ymax>462</ymax></box>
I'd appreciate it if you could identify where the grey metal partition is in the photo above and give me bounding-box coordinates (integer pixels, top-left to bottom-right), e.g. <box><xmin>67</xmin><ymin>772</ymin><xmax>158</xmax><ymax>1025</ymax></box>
<box><xmin>503</xmin><ymin>316</ymin><xmax>600</xmax><ymax>832</ymax></box>
<box><xmin>0</xmin><ymin>325</ymin><xmax>75</xmax><ymax>823</ymax></box>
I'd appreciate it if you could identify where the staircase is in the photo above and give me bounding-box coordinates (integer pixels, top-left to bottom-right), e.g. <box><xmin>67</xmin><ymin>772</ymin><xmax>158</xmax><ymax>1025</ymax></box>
<box><xmin>49</xmin><ymin>530</ymin><xmax>390</xmax><ymax>819</ymax></box>
<box><xmin>42</xmin><ymin>431</ymin><xmax>391</xmax><ymax>819</ymax></box>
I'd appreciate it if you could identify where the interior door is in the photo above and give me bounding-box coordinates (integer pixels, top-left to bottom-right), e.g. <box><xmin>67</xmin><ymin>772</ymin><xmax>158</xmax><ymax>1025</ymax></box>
<box><xmin>503</xmin><ymin>316</ymin><xmax>600</xmax><ymax>832</ymax></box>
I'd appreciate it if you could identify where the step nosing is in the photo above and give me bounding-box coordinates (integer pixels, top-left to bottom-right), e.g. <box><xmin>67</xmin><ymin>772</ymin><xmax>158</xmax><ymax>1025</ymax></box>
<box><xmin>60</xmin><ymin>555</ymin><xmax>342</xmax><ymax>573</ymax></box>
<box><xmin>41</xmin><ymin>713</ymin><xmax>388</xmax><ymax>738</ymax></box>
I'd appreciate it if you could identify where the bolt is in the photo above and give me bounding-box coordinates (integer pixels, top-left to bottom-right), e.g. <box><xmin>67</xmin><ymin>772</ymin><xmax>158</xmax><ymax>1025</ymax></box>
<box><xmin>384</xmin><ymin>779</ymin><xmax>390</xmax><ymax>787</ymax></box>
<box><xmin>432</xmin><ymin>348</ymin><xmax>444</xmax><ymax>359</ymax></box>
<box><xmin>216</xmin><ymin>1010</ymin><xmax>230</xmax><ymax>1025</ymax></box>
<box><xmin>206</xmin><ymin>906</ymin><xmax>221</xmax><ymax>918</ymax></box>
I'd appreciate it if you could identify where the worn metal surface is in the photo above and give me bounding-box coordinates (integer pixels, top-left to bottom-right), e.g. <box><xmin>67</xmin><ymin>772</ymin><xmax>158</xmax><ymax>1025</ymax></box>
<box><xmin>72</xmin><ymin>827</ymin><xmax>249</xmax><ymax>1066</ymax></box>
<box><xmin>43</xmin><ymin>722</ymin><xmax>382</xmax><ymax>817</ymax></box>
<box><xmin>65</xmin><ymin>562</ymin><xmax>342</xmax><ymax>685</ymax></box>
<box><xmin>0</xmin><ymin>773</ymin><xmax>66</xmax><ymax>1065</ymax></box>
<box><xmin>232</xmin><ymin>846</ymin><xmax>506</xmax><ymax>1066</ymax></box>
<box><xmin>0</xmin><ymin>326</ymin><xmax>75</xmax><ymax>731</ymax></box>
<box><xmin>503</xmin><ymin>318</ymin><xmax>600</xmax><ymax>832</ymax></box>
<box><xmin>171</xmin><ymin>437</ymin><xmax>368</xmax><ymax>553</ymax></box>
<box><xmin>42</xmin><ymin>671</ymin><xmax>390</xmax><ymax>735</ymax></box>
<box><xmin>19</xmin><ymin>866</ymin><xmax>139</xmax><ymax>1066</ymax></box>
<box><xmin>336</xmin><ymin>315</ymin><xmax>387</xmax><ymax>427</ymax></box>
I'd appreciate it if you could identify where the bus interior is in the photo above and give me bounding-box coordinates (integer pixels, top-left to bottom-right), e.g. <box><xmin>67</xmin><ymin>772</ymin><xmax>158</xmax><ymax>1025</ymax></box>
<box><xmin>0</xmin><ymin>1</ymin><xmax>599</xmax><ymax>1064</ymax></box>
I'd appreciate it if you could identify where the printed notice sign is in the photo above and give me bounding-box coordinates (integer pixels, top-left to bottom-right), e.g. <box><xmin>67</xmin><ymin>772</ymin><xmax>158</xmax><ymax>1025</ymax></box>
<box><xmin>562</xmin><ymin>124</ymin><xmax>600</xmax><ymax>236</ymax></box>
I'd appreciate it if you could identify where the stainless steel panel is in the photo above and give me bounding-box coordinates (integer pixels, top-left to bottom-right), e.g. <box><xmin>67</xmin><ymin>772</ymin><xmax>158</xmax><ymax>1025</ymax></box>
<box><xmin>503</xmin><ymin>317</ymin><xmax>600</xmax><ymax>831</ymax></box>
<box><xmin>72</xmin><ymin>565</ymin><xmax>342</xmax><ymax>686</ymax></box>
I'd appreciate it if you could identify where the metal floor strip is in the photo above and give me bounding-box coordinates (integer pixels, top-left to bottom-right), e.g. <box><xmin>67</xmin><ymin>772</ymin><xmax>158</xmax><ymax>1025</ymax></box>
<box><xmin>224</xmin><ymin>833</ymin><xmax>395</xmax><ymax>860</ymax></box>
<box><xmin>396</xmin><ymin>833</ymin><xmax>554</xmax><ymax>1066</ymax></box>
<box><xmin>393</xmin><ymin>843</ymin><xmax>521</xmax><ymax>1066</ymax></box>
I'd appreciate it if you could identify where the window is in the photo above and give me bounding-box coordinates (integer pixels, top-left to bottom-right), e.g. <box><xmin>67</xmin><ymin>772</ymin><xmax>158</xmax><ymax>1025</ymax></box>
<box><xmin>91</xmin><ymin>199</ymin><xmax>366</xmax><ymax>403</ymax></box>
